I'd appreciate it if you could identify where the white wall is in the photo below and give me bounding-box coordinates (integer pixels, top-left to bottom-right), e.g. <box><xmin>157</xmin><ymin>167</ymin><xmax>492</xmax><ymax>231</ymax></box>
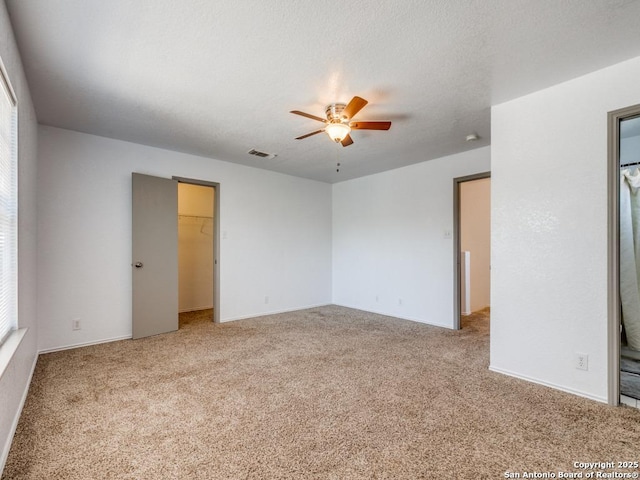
<box><xmin>0</xmin><ymin>1</ymin><xmax>39</xmax><ymax>472</ymax></box>
<box><xmin>37</xmin><ymin>126</ymin><xmax>332</xmax><ymax>352</ymax></box>
<box><xmin>332</xmin><ymin>147</ymin><xmax>491</xmax><ymax>328</ymax></box>
<box><xmin>460</xmin><ymin>178</ymin><xmax>491</xmax><ymax>312</ymax></box>
<box><xmin>178</xmin><ymin>183</ymin><xmax>214</xmax><ymax>312</ymax></box>
<box><xmin>491</xmin><ymin>55</ymin><xmax>640</xmax><ymax>403</ymax></box>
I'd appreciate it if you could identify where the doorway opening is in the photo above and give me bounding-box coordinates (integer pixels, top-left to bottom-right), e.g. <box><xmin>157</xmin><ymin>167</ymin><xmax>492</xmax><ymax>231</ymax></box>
<box><xmin>453</xmin><ymin>172</ymin><xmax>491</xmax><ymax>330</ymax></box>
<box><xmin>175</xmin><ymin>177</ymin><xmax>220</xmax><ymax>325</ymax></box>
<box><xmin>609</xmin><ymin>104</ymin><xmax>640</xmax><ymax>407</ymax></box>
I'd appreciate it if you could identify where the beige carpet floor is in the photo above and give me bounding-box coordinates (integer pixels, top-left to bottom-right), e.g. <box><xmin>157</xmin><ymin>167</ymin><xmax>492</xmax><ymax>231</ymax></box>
<box><xmin>3</xmin><ymin>306</ymin><xmax>640</xmax><ymax>479</ymax></box>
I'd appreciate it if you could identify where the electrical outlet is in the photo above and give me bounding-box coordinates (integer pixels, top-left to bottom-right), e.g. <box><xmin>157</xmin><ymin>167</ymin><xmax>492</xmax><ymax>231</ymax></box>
<box><xmin>398</xmin><ymin>298</ymin><xmax>403</xmax><ymax>306</ymax></box>
<box><xmin>264</xmin><ymin>295</ymin><xmax>269</xmax><ymax>304</ymax></box>
<box><xmin>375</xmin><ymin>295</ymin><xmax>379</xmax><ymax>302</ymax></box>
<box><xmin>575</xmin><ymin>353</ymin><xmax>588</xmax><ymax>371</ymax></box>
<box><xmin>72</xmin><ymin>318</ymin><xmax>81</xmax><ymax>331</ymax></box>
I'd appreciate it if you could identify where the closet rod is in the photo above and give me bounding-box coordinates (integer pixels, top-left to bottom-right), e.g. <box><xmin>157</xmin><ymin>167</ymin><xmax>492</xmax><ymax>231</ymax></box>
<box><xmin>621</xmin><ymin>161</ymin><xmax>640</xmax><ymax>167</ymax></box>
<box><xmin>178</xmin><ymin>214</ymin><xmax>213</xmax><ymax>220</ymax></box>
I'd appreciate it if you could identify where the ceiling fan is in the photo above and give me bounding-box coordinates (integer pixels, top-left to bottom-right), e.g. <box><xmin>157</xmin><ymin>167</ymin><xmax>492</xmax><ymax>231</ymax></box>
<box><xmin>290</xmin><ymin>96</ymin><xmax>391</xmax><ymax>147</ymax></box>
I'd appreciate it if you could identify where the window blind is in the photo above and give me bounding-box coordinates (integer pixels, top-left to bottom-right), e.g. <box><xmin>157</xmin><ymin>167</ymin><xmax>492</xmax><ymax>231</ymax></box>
<box><xmin>0</xmin><ymin>66</ymin><xmax>17</xmax><ymax>345</ymax></box>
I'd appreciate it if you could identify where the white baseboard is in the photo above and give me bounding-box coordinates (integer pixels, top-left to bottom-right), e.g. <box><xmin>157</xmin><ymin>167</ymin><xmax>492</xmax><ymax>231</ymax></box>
<box><xmin>489</xmin><ymin>365</ymin><xmax>607</xmax><ymax>404</ymax></box>
<box><xmin>221</xmin><ymin>303</ymin><xmax>331</xmax><ymax>323</ymax></box>
<box><xmin>39</xmin><ymin>335</ymin><xmax>132</xmax><ymax>355</ymax></box>
<box><xmin>332</xmin><ymin>303</ymin><xmax>453</xmax><ymax>330</ymax></box>
<box><xmin>39</xmin><ymin>305</ymin><xmax>332</xmax><ymax>349</ymax></box>
<box><xmin>0</xmin><ymin>352</ymin><xmax>37</xmax><ymax>474</ymax></box>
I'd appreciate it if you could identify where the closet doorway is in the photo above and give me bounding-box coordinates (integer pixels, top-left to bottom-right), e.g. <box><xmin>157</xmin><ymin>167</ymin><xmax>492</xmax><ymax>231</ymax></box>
<box><xmin>453</xmin><ymin>172</ymin><xmax>491</xmax><ymax>330</ymax></box>
<box><xmin>176</xmin><ymin>177</ymin><xmax>220</xmax><ymax>325</ymax></box>
<box><xmin>610</xmin><ymin>106</ymin><xmax>640</xmax><ymax>407</ymax></box>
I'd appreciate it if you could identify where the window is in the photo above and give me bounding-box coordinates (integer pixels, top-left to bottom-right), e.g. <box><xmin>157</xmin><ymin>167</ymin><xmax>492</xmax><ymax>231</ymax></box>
<box><xmin>0</xmin><ymin>63</ymin><xmax>17</xmax><ymax>345</ymax></box>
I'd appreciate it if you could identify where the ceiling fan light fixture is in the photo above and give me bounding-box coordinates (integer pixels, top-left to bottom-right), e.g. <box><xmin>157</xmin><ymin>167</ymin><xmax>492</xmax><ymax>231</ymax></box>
<box><xmin>325</xmin><ymin>122</ymin><xmax>351</xmax><ymax>143</ymax></box>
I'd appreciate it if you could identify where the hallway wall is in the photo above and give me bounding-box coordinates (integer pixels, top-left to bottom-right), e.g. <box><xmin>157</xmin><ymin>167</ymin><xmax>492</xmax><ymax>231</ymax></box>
<box><xmin>460</xmin><ymin>177</ymin><xmax>491</xmax><ymax>312</ymax></box>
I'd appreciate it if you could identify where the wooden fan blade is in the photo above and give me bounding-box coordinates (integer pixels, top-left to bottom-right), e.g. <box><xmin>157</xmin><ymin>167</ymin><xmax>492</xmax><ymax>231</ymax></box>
<box><xmin>350</xmin><ymin>121</ymin><xmax>391</xmax><ymax>130</ymax></box>
<box><xmin>295</xmin><ymin>129</ymin><xmax>325</xmax><ymax>140</ymax></box>
<box><xmin>290</xmin><ymin>110</ymin><xmax>327</xmax><ymax>123</ymax></box>
<box><xmin>343</xmin><ymin>96</ymin><xmax>368</xmax><ymax>119</ymax></box>
<box><xmin>341</xmin><ymin>134</ymin><xmax>354</xmax><ymax>147</ymax></box>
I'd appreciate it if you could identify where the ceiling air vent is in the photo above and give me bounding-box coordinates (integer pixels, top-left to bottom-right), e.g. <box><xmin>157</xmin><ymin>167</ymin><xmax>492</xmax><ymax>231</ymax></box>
<box><xmin>247</xmin><ymin>149</ymin><xmax>276</xmax><ymax>160</ymax></box>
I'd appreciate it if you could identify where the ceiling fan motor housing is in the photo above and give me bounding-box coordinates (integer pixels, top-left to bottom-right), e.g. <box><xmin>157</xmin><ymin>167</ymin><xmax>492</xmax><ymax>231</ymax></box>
<box><xmin>325</xmin><ymin>103</ymin><xmax>348</xmax><ymax>122</ymax></box>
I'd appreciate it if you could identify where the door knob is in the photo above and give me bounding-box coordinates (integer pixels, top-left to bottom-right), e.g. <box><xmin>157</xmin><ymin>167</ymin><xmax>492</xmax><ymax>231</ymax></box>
<box><xmin>134</xmin><ymin>262</ymin><xmax>143</xmax><ymax>268</ymax></box>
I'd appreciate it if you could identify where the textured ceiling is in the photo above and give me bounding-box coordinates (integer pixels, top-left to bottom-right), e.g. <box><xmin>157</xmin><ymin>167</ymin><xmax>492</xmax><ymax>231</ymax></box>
<box><xmin>6</xmin><ymin>0</ymin><xmax>640</xmax><ymax>183</ymax></box>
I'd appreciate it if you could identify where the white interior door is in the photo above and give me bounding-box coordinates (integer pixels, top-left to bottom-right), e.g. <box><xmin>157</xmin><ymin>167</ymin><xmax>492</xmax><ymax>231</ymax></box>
<box><xmin>132</xmin><ymin>173</ymin><xmax>178</xmax><ymax>339</ymax></box>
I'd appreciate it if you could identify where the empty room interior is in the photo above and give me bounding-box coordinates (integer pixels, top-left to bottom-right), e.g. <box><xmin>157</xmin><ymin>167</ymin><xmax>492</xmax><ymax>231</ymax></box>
<box><xmin>2</xmin><ymin>1</ymin><xmax>640</xmax><ymax>478</ymax></box>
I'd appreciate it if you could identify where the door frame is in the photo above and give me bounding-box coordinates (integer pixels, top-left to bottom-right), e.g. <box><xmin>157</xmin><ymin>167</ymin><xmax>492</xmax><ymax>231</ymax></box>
<box><xmin>453</xmin><ymin>171</ymin><xmax>491</xmax><ymax>330</ymax></box>
<box><xmin>174</xmin><ymin>176</ymin><xmax>221</xmax><ymax>324</ymax></box>
<box><xmin>607</xmin><ymin>103</ymin><xmax>640</xmax><ymax>405</ymax></box>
